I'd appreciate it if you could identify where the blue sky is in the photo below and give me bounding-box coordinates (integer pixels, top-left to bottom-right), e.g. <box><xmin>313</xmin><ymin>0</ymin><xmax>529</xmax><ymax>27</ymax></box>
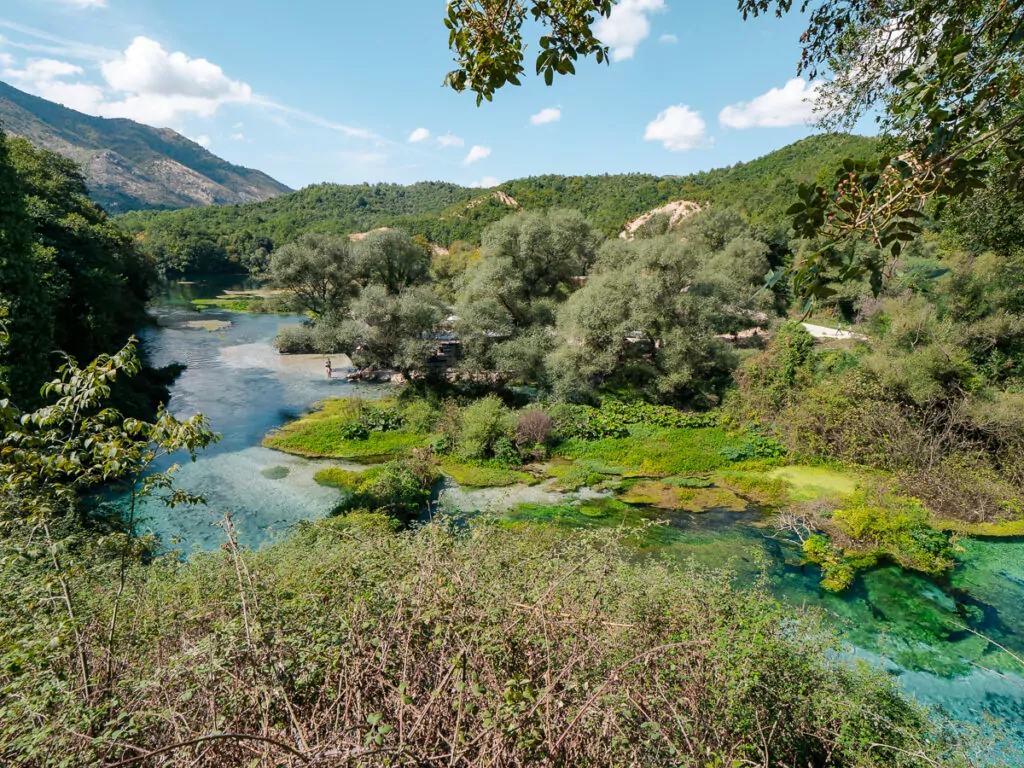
<box><xmin>0</xmin><ymin>0</ymin><xmax>851</xmax><ymax>190</ymax></box>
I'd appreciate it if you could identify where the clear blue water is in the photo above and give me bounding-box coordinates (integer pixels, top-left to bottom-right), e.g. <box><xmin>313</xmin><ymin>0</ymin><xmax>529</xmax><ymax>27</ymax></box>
<box><xmin>139</xmin><ymin>280</ymin><xmax>1024</xmax><ymax>758</ymax></box>
<box><xmin>134</xmin><ymin>279</ymin><xmax>383</xmax><ymax>549</ymax></box>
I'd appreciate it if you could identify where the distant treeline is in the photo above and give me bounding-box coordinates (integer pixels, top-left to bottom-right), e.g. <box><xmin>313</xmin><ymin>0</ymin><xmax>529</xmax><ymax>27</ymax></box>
<box><xmin>115</xmin><ymin>133</ymin><xmax>878</xmax><ymax>276</ymax></box>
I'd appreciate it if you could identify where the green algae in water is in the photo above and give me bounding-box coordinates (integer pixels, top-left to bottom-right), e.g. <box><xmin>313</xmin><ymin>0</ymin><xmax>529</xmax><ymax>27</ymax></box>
<box><xmin>768</xmin><ymin>465</ymin><xmax>864</xmax><ymax>501</ymax></box>
<box><xmin>260</xmin><ymin>466</ymin><xmax>290</xmax><ymax>480</ymax></box>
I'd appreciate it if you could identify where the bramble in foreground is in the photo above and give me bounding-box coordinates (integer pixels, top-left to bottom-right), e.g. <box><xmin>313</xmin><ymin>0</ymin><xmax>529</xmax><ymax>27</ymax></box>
<box><xmin>0</xmin><ymin>516</ymin><xmax>975</xmax><ymax>767</ymax></box>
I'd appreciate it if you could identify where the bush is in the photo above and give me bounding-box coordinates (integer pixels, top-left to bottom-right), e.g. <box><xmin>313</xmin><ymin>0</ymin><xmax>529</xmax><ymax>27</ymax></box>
<box><xmin>338</xmin><ymin>421</ymin><xmax>370</xmax><ymax>441</ymax></box>
<box><xmin>0</xmin><ymin>520</ymin><xmax>966</xmax><ymax>766</ymax></box>
<box><xmin>337</xmin><ymin>458</ymin><xmax>439</xmax><ymax>519</ymax></box>
<box><xmin>718</xmin><ymin>435</ymin><xmax>787</xmax><ymax>462</ymax></box>
<box><xmin>274</xmin><ymin>323</ymin><xmax>318</xmax><ymax>353</ymax></box>
<box><xmin>493</xmin><ymin>437</ymin><xmax>523</xmax><ymax>467</ymax></box>
<box><xmin>359</xmin><ymin>404</ymin><xmax>404</xmax><ymax>433</ymax></box>
<box><xmin>402</xmin><ymin>399</ymin><xmax>442</xmax><ymax>434</ymax></box>
<box><xmin>550</xmin><ymin>400</ymin><xmax>717</xmax><ymax>442</ymax></box>
<box><xmin>515</xmin><ymin>408</ymin><xmax>554</xmax><ymax>448</ymax></box>
<box><xmin>457</xmin><ymin>395</ymin><xmax>515</xmax><ymax>460</ymax></box>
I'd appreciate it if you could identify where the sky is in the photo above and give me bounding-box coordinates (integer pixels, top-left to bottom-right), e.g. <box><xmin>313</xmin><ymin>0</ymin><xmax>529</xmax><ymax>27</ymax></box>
<box><xmin>0</xmin><ymin>0</ymin><xmax>856</xmax><ymax>191</ymax></box>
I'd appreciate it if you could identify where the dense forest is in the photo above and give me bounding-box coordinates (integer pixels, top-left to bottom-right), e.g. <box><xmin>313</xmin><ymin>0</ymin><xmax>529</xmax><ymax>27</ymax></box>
<box><xmin>0</xmin><ymin>131</ymin><xmax>156</xmax><ymax>409</ymax></box>
<box><xmin>116</xmin><ymin>133</ymin><xmax>878</xmax><ymax>275</ymax></box>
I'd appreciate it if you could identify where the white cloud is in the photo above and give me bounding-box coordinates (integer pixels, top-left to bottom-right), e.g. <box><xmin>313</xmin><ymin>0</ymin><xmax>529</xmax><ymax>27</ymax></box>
<box><xmin>408</xmin><ymin>127</ymin><xmax>430</xmax><ymax>143</ymax></box>
<box><xmin>659</xmin><ymin>33</ymin><xmax>678</xmax><ymax>44</ymax></box>
<box><xmin>57</xmin><ymin>0</ymin><xmax>108</xmax><ymax>7</ymax></box>
<box><xmin>644</xmin><ymin>105</ymin><xmax>708</xmax><ymax>151</ymax></box>
<box><xmin>719</xmin><ymin>78</ymin><xmax>822</xmax><ymax>129</ymax></box>
<box><xmin>468</xmin><ymin>176</ymin><xmax>501</xmax><ymax>189</ymax></box>
<box><xmin>0</xmin><ymin>21</ymin><xmax>118</xmax><ymax>62</ymax></box>
<box><xmin>594</xmin><ymin>0</ymin><xmax>666</xmax><ymax>62</ymax></box>
<box><xmin>529</xmin><ymin>107</ymin><xmax>561</xmax><ymax>126</ymax></box>
<box><xmin>463</xmin><ymin>145</ymin><xmax>492</xmax><ymax>165</ymax></box>
<box><xmin>437</xmin><ymin>133</ymin><xmax>465</xmax><ymax>148</ymax></box>
<box><xmin>2</xmin><ymin>58</ymin><xmax>105</xmax><ymax>113</ymax></box>
<box><xmin>230</xmin><ymin>132</ymin><xmax>245</xmax><ymax>141</ymax></box>
<box><xmin>0</xmin><ymin>29</ymin><xmax>379</xmax><ymax>143</ymax></box>
<box><xmin>188</xmin><ymin>134</ymin><xmax>212</xmax><ymax>148</ymax></box>
<box><xmin>98</xmin><ymin>37</ymin><xmax>252</xmax><ymax>123</ymax></box>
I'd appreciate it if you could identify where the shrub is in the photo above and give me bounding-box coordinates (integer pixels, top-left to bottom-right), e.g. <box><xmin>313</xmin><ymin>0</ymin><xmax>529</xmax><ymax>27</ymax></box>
<box><xmin>2</xmin><ymin>521</ymin><xmax>965</xmax><ymax>766</ymax></box>
<box><xmin>832</xmin><ymin>494</ymin><xmax>957</xmax><ymax>577</ymax></box>
<box><xmin>515</xmin><ymin>408</ymin><xmax>554</xmax><ymax>448</ymax></box>
<box><xmin>359</xmin><ymin>404</ymin><xmax>404</xmax><ymax>433</ymax></box>
<box><xmin>337</xmin><ymin>458</ymin><xmax>439</xmax><ymax>519</ymax></box>
<box><xmin>457</xmin><ymin>395</ymin><xmax>515</xmax><ymax>460</ymax></box>
<box><xmin>338</xmin><ymin>421</ymin><xmax>370</xmax><ymax>441</ymax></box>
<box><xmin>402</xmin><ymin>399</ymin><xmax>442</xmax><ymax>434</ymax></box>
<box><xmin>803</xmin><ymin>534</ymin><xmax>856</xmax><ymax>592</ymax></box>
<box><xmin>718</xmin><ymin>435</ymin><xmax>787</xmax><ymax>462</ymax></box>
<box><xmin>493</xmin><ymin>437</ymin><xmax>523</xmax><ymax>467</ymax></box>
<box><xmin>274</xmin><ymin>323</ymin><xmax>318</xmax><ymax>353</ymax></box>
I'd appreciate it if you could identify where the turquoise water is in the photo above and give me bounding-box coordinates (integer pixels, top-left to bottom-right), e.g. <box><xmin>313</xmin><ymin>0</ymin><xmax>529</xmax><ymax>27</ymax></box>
<box><xmin>139</xmin><ymin>280</ymin><xmax>1024</xmax><ymax>757</ymax></box>
<box><xmin>134</xmin><ymin>279</ymin><xmax>383</xmax><ymax>549</ymax></box>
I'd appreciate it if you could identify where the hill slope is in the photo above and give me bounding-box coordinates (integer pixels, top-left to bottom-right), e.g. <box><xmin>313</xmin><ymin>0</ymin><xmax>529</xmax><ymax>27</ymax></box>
<box><xmin>116</xmin><ymin>133</ymin><xmax>879</xmax><ymax>273</ymax></box>
<box><xmin>0</xmin><ymin>80</ymin><xmax>291</xmax><ymax>212</ymax></box>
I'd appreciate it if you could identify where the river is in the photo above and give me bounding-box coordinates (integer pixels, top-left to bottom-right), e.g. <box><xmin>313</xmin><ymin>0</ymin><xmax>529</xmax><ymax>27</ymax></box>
<box><xmin>139</xmin><ymin>279</ymin><xmax>1024</xmax><ymax>757</ymax></box>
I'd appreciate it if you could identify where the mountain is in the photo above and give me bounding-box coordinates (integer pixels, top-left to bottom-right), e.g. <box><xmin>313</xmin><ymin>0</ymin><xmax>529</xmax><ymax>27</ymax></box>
<box><xmin>115</xmin><ymin>133</ymin><xmax>880</xmax><ymax>274</ymax></box>
<box><xmin>0</xmin><ymin>80</ymin><xmax>291</xmax><ymax>212</ymax></box>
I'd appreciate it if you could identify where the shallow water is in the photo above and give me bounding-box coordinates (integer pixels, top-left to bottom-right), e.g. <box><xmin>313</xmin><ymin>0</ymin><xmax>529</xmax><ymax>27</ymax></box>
<box><xmin>134</xmin><ymin>278</ymin><xmax>382</xmax><ymax>549</ymax></box>
<box><xmin>138</xmin><ymin>279</ymin><xmax>1024</xmax><ymax>756</ymax></box>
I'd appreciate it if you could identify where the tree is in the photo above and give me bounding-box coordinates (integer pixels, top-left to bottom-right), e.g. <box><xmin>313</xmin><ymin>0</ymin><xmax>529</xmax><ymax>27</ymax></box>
<box><xmin>270</xmin><ymin>233</ymin><xmax>358</xmax><ymax>319</ymax></box>
<box><xmin>443</xmin><ymin>1</ymin><xmax>615</xmax><ymax>104</ymax></box>
<box><xmin>7</xmin><ymin>139</ymin><xmax>155</xmax><ymax>380</ymax></box>
<box><xmin>0</xmin><ymin>130</ymin><xmax>54</xmax><ymax>405</ymax></box>
<box><xmin>455</xmin><ymin>209</ymin><xmax>602</xmax><ymax>382</ymax></box>
<box><xmin>353</xmin><ymin>228</ymin><xmax>432</xmax><ymax>295</ymax></box>
<box><xmin>549</xmin><ymin>226</ymin><xmax>770</xmax><ymax>404</ymax></box>
<box><xmin>336</xmin><ymin>284</ymin><xmax>445</xmax><ymax>377</ymax></box>
<box><xmin>738</xmin><ymin>0</ymin><xmax>1024</xmax><ymax>300</ymax></box>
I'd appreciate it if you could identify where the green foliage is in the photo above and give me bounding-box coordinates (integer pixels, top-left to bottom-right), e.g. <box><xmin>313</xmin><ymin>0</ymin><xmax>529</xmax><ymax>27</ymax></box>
<box><xmin>0</xmin><ymin>134</ymin><xmax>154</xmax><ymax>406</ymax></box>
<box><xmin>439</xmin><ymin>460</ymin><xmax>534</xmax><ymax>488</ymax></box>
<box><xmin>116</xmin><ymin>135</ymin><xmax>878</xmax><ymax>260</ymax></box>
<box><xmin>493</xmin><ymin>436</ymin><xmax>523</xmax><ymax>467</ymax></box>
<box><xmin>832</xmin><ymin>494</ymin><xmax>958</xmax><ymax>577</ymax></box>
<box><xmin>803</xmin><ymin>534</ymin><xmax>857</xmax><ymax>592</ymax></box>
<box><xmin>456</xmin><ymin>394</ymin><xmax>516</xmax><ymax>461</ymax></box>
<box><xmin>270</xmin><ymin>233</ymin><xmax>357</xmax><ymax>319</ymax></box>
<box><xmin>353</xmin><ymin>228</ymin><xmax>431</xmax><ymax>294</ymax></box>
<box><xmin>336</xmin><ymin>284</ymin><xmax>446</xmax><ymax>375</ymax></box>
<box><xmin>314</xmin><ymin>466</ymin><xmax>382</xmax><ymax>492</ymax></box>
<box><xmin>444</xmin><ymin>1</ymin><xmax>614</xmax><ymax>104</ymax></box>
<box><xmin>336</xmin><ymin>457</ymin><xmax>439</xmax><ymax>520</ymax></box>
<box><xmin>718</xmin><ymin>435</ymin><xmax>788</xmax><ymax>462</ymax></box>
<box><xmin>549</xmin><ymin>220</ymin><xmax>771</xmax><ymax>404</ymax></box>
<box><xmin>263</xmin><ymin>399</ymin><xmax>432</xmax><ymax>461</ymax></box>
<box><xmin>0</xmin><ymin>519</ymin><xmax>964</xmax><ymax>766</ymax></box>
<box><xmin>744</xmin><ymin>0</ymin><xmax>1024</xmax><ymax>299</ymax></box>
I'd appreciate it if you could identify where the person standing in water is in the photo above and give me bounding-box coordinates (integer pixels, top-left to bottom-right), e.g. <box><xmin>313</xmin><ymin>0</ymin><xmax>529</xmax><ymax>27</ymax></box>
<box><xmin>325</xmin><ymin>359</ymin><xmax>333</xmax><ymax>380</ymax></box>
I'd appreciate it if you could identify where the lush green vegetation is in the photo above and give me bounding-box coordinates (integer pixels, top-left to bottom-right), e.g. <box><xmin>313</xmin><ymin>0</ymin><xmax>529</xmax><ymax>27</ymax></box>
<box><xmin>0</xmin><ymin>131</ymin><xmax>156</xmax><ymax>408</ymax></box>
<box><xmin>115</xmin><ymin>134</ymin><xmax>878</xmax><ymax>275</ymax></box>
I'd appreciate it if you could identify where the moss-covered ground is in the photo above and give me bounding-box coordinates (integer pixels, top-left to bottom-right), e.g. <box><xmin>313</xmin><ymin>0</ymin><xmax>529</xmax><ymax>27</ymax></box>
<box><xmin>263</xmin><ymin>398</ymin><xmax>434</xmax><ymax>461</ymax></box>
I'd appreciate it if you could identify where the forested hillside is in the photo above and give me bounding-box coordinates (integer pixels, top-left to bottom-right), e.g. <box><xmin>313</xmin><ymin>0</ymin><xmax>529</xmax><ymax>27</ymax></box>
<box><xmin>116</xmin><ymin>133</ymin><xmax>878</xmax><ymax>275</ymax></box>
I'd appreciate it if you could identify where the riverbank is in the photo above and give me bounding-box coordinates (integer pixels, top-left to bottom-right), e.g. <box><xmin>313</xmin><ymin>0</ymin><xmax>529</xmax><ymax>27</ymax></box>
<box><xmin>262</xmin><ymin>394</ymin><xmax>987</xmax><ymax>596</ymax></box>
